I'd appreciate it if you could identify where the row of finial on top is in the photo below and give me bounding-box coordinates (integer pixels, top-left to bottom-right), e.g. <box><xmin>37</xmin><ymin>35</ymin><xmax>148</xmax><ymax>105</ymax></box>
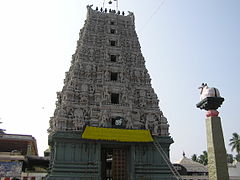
<box><xmin>88</xmin><ymin>5</ymin><xmax>126</xmax><ymax>16</ymax></box>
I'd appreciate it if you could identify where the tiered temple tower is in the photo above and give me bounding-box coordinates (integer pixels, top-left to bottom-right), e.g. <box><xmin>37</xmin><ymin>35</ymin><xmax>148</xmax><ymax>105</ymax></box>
<box><xmin>47</xmin><ymin>5</ymin><xmax>175</xmax><ymax>180</ymax></box>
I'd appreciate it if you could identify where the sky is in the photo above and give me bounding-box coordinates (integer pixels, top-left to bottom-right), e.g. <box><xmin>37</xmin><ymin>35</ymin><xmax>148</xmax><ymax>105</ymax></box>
<box><xmin>0</xmin><ymin>0</ymin><xmax>239</xmax><ymax>162</ymax></box>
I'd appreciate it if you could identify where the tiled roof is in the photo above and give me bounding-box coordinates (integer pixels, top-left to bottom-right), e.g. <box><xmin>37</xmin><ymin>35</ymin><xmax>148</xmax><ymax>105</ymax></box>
<box><xmin>175</xmin><ymin>156</ymin><xmax>208</xmax><ymax>173</ymax></box>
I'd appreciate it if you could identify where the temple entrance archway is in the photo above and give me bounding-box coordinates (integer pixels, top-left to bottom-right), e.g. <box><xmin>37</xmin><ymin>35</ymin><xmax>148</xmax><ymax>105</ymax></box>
<box><xmin>101</xmin><ymin>146</ymin><xmax>129</xmax><ymax>180</ymax></box>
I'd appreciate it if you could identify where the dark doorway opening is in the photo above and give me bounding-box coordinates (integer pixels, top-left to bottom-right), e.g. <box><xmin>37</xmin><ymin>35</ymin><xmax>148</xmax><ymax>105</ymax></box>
<box><xmin>110</xmin><ymin>55</ymin><xmax>117</xmax><ymax>62</ymax></box>
<box><xmin>101</xmin><ymin>148</ymin><xmax>113</xmax><ymax>180</ymax></box>
<box><xmin>110</xmin><ymin>40</ymin><xmax>116</xmax><ymax>46</ymax></box>
<box><xmin>110</xmin><ymin>29</ymin><xmax>116</xmax><ymax>34</ymax></box>
<box><xmin>111</xmin><ymin>93</ymin><xmax>119</xmax><ymax>104</ymax></box>
<box><xmin>110</xmin><ymin>72</ymin><xmax>118</xmax><ymax>81</ymax></box>
<box><xmin>101</xmin><ymin>147</ymin><xmax>129</xmax><ymax>180</ymax></box>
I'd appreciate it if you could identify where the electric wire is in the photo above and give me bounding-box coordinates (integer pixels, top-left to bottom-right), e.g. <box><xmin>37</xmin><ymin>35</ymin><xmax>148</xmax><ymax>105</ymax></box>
<box><xmin>139</xmin><ymin>0</ymin><xmax>166</xmax><ymax>33</ymax></box>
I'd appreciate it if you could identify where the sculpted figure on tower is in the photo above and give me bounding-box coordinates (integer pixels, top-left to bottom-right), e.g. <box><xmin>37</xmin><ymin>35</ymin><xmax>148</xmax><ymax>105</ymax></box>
<box><xmin>48</xmin><ymin>6</ymin><xmax>169</xmax><ymax>136</ymax></box>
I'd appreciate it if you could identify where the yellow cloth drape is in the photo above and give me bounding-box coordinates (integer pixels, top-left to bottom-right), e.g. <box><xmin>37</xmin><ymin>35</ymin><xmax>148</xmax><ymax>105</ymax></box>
<box><xmin>82</xmin><ymin>126</ymin><xmax>153</xmax><ymax>142</ymax></box>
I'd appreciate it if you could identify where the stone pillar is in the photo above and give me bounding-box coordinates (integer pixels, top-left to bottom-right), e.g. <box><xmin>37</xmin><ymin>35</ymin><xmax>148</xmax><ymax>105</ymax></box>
<box><xmin>196</xmin><ymin>94</ymin><xmax>229</xmax><ymax>180</ymax></box>
<box><xmin>206</xmin><ymin>116</ymin><xmax>229</xmax><ymax>180</ymax></box>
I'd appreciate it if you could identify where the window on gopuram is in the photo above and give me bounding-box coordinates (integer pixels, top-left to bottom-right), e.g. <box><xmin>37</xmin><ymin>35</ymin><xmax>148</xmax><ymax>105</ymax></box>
<box><xmin>110</xmin><ymin>72</ymin><xmax>118</xmax><ymax>81</ymax></box>
<box><xmin>111</xmin><ymin>93</ymin><xmax>119</xmax><ymax>104</ymax></box>
<box><xmin>110</xmin><ymin>40</ymin><xmax>116</xmax><ymax>46</ymax></box>
<box><xmin>110</xmin><ymin>55</ymin><xmax>117</xmax><ymax>62</ymax></box>
<box><xmin>110</xmin><ymin>29</ymin><xmax>116</xmax><ymax>34</ymax></box>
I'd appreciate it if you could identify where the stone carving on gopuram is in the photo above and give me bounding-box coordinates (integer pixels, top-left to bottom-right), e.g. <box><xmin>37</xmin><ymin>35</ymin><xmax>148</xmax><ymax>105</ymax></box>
<box><xmin>48</xmin><ymin>6</ymin><xmax>169</xmax><ymax>137</ymax></box>
<box><xmin>47</xmin><ymin>5</ymin><xmax>175</xmax><ymax>180</ymax></box>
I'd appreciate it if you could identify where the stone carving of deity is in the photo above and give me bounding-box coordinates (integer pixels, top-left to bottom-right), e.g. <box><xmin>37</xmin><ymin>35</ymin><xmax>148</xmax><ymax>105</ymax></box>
<box><xmin>82</xmin><ymin>84</ymin><xmax>88</xmax><ymax>92</ymax></box>
<box><xmin>126</xmin><ymin>112</ymin><xmax>133</xmax><ymax>129</ymax></box>
<box><xmin>74</xmin><ymin>108</ymin><xmax>84</xmax><ymax>120</ymax></box>
<box><xmin>99</xmin><ymin>110</ymin><xmax>108</xmax><ymax>127</ymax></box>
<box><xmin>73</xmin><ymin>108</ymin><xmax>85</xmax><ymax>130</ymax></box>
<box><xmin>58</xmin><ymin>108</ymin><xmax>66</xmax><ymax>118</ymax></box>
<box><xmin>104</xmin><ymin>70</ymin><xmax>109</xmax><ymax>81</ymax></box>
<box><xmin>103</xmin><ymin>87</ymin><xmax>110</xmax><ymax>103</ymax></box>
<box><xmin>145</xmin><ymin>113</ymin><xmax>155</xmax><ymax>130</ymax></box>
<box><xmin>119</xmin><ymin>71</ymin><xmax>124</xmax><ymax>82</ymax></box>
<box><xmin>79</xmin><ymin>94</ymin><xmax>88</xmax><ymax>104</ymax></box>
<box><xmin>121</xmin><ymin>91</ymin><xmax>127</xmax><ymax>104</ymax></box>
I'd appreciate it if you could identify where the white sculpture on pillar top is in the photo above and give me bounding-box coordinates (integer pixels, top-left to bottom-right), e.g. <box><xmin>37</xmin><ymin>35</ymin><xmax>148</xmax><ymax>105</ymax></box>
<box><xmin>197</xmin><ymin>83</ymin><xmax>224</xmax><ymax>117</ymax></box>
<box><xmin>199</xmin><ymin>83</ymin><xmax>221</xmax><ymax>101</ymax></box>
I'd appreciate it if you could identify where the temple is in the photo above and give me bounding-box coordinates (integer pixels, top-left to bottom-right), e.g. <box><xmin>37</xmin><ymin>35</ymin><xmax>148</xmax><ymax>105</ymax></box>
<box><xmin>47</xmin><ymin>6</ymin><xmax>176</xmax><ymax>180</ymax></box>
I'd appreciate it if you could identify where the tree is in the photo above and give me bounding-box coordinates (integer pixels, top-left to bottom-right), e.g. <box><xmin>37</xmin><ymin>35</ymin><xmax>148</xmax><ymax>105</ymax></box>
<box><xmin>227</xmin><ymin>154</ymin><xmax>234</xmax><ymax>164</ymax></box>
<box><xmin>198</xmin><ymin>151</ymin><xmax>208</xmax><ymax>165</ymax></box>
<box><xmin>191</xmin><ymin>154</ymin><xmax>198</xmax><ymax>162</ymax></box>
<box><xmin>235</xmin><ymin>154</ymin><xmax>240</xmax><ymax>162</ymax></box>
<box><xmin>191</xmin><ymin>151</ymin><xmax>208</xmax><ymax>165</ymax></box>
<box><xmin>229</xmin><ymin>133</ymin><xmax>240</xmax><ymax>154</ymax></box>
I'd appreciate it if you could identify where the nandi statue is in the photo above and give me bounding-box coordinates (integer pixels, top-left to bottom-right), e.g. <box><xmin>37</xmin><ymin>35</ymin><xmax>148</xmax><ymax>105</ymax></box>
<box><xmin>197</xmin><ymin>83</ymin><xmax>224</xmax><ymax>116</ymax></box>
<box><xmin>199</xmin><ymin>83</ymin><xmax>221</xmax><ymax>101</ymax></box>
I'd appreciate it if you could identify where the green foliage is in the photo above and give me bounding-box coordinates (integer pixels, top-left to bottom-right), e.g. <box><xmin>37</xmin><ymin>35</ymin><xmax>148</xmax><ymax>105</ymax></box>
<box><xmin>227</xmin><ymin>154</ymin><xmax>234</xmax><ymax>164</ymax></box>
<box><xmin>193</xmin><ymin>152</ymin><xmax>237</xmax><ymax>164</ymax></box>
<box><xmin>191</xmin><ymin>154</ymin><xmax>197</xmax><ymax>162</ymax></box>
<box><xmin>229</xmin><ymin>132</ymin><xmax>240</xmax><ymax>154</ymax></box>
<box><xmin>191</xmin><ymin>151</ymin><xmax>208</xmax><ymax>165</ymax></box>
<box><xmin>198</xmin><ymin>151</ymin><xmax>208</xmax><ymax>165</ymax></box>
<box><xmin>235</xmin><ymin>154</ymin><xmax>240</xmax><ymax>162</ymax></box>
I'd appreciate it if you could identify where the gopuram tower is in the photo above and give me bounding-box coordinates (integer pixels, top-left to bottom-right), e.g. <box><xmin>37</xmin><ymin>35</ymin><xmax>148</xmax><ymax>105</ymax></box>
<box><xmin>47</xmin><ymin>5</ymin><xmax>176</xmax><ymax>180</ymax></box>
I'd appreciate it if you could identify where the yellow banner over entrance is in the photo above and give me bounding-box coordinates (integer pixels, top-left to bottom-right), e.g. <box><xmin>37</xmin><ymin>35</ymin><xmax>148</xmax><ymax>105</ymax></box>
<box><xmin>82</xmin><ymin>126</ymin><xmax>153</xmax><ymax>142</ymax></box>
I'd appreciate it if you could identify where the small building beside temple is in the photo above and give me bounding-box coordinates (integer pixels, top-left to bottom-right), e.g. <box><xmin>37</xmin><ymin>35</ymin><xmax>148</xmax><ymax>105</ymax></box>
<box><xmin>0</xmin><ymin>130</ymin><xmax>48</xmax><ymax>180</ymax></box>
<box><xmin>173</xmin><ymin>153</ymin><xmax>208</xmax><ymax>180</ymax></box>
<box><xmin>173</xmin><ymin>153</ymin><xmax>240</xmax><ymax>180</ymax></box>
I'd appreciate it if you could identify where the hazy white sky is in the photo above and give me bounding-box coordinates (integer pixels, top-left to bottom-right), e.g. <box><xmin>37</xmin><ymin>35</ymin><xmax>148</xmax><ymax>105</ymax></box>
<box><xmin>0</xmin><ymin>0</ymin><xmax>239</xmax><ymax>161</ymax></box>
